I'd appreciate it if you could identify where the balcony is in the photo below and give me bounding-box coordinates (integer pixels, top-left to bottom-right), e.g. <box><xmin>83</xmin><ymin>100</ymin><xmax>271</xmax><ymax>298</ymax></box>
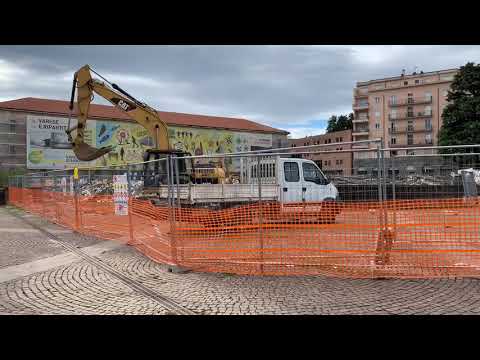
<box><xmin>354</xmin><ymin>88</ymin><xmax>369</xmax><ymax>98</ymax></box>
<box><xmin>388</xmin><ymin>126</ymin><xmax>433</xmax><ymax>134</ymax></box>
<box><xmin>352</xmin><ymin>117</ymin><xmax>369</xmax><ymax>123</ymax></box>
<box><xmin>352</xmin><ymin>142</ymin><xmax>370</xmax><ymax>149</ymax></box>
<box><xmin>389</xmin><ymin>96</ymin><xmax>433</xmax><ymax>107</ymax></box>
<box><xmin>353</xmin><ymin>102</ymin><xmax>369</xmax><ymax>110</ymax></box>
<box><xmin>389</xmin><ymin>111</ymin><xmax>433</xmax><ymax>121</ymax></box>
<box><xmin>388</xmin><ymin>141</ymin><xmax>434</xmax><ymax>148</ymax></box>
<box><xmin>352</xmin><ymin>128</ymin><xmax>369</xmax><ymax>136</ymax></box>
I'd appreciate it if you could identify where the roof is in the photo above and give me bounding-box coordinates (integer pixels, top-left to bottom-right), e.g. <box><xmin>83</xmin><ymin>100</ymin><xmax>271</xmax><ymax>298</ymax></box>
<box><xmin>0</xmin><ymin>97</ymin><xmax>288</xmax><ymax>135</ymax></box>
<box><xmin>288</xmin><ymin>129</ymin><xmax>352</xmax><ymax>143</ymax></box>
<box><xmin>356</xmin><ymin>68</ymin><xmax>459</xmax><ymax>87</ymax></box>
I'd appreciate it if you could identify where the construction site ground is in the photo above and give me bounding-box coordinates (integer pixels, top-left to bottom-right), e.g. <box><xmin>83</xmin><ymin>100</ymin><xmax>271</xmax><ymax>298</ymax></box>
<box><xmin>1</xmin><ymin>205</ymin><xmax>480</xmax><ymax>315</ymax></box>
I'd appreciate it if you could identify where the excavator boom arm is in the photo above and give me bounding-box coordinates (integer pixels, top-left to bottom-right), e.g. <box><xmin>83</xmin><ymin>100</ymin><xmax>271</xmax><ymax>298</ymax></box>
<box><xmin>67</xmin><ymin>65</ymin><xmax>171</xmax><ymax>161</ymax></box>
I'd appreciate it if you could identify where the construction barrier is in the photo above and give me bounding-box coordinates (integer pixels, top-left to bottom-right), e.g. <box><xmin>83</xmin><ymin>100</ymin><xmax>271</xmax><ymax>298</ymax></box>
<box><xmin>8</xmin><ymin>186</ymin><xmax>480</xmax><ymax>278</ymax></box>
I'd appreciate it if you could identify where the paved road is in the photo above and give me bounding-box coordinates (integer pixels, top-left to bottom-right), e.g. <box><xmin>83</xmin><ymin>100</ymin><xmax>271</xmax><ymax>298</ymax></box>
<box><xmin>1</xmin><ymin>205</ymin><xmax>480</xmax><ymax>315</ymax></box>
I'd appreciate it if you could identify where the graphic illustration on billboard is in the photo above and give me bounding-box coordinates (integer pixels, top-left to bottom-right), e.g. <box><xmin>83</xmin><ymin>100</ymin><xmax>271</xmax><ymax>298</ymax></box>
<box><xmin>26</xmin><ymin>115</ymin><xmax>94</xmax><ymax>169</ymax></box>
<box><xmin>27</xmin><ymin>115</ymin><xmax>272</xmax><ymax>171</ymax></box>
<box><xmin>93</xmin><ymin>121</ymin><xmax>154</xmax><ymax>167</ymax></box>
<box><xmin>168</xmin><ymin>126</ymin><xmax>272</xmax><ymax>173</ymax></box>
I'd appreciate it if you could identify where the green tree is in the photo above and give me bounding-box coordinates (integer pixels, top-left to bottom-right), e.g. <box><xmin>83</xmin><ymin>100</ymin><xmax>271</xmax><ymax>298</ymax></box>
<box><xmin>438</xmin><ymin>62</ymin><xmax>480</xmax><ymax>165</ymax></box>
<box><xmin>326</xmin><ymin>112</ymin><xmax>354</xmax><ymax>133</ymax></box>
<box><xmin>326</xmin><ymin>115</ymin><xmax>338</xmax><ymax>133</ymax></box>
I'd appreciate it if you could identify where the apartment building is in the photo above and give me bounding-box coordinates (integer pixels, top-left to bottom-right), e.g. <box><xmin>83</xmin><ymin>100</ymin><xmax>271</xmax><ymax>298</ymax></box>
<box><xmin>0</xmin><ymin>110</ymin><xmax>27</xmax><ymax>171</ymax></box>
<box><xmin>352</xmin><ymin>68</ymin><xmax>457</xmax><ymax>173</ymax></box>
<box><xmin>288</xmin><ymin>129</ymin><xmax>353</xmax><ymax>176</ymax></box>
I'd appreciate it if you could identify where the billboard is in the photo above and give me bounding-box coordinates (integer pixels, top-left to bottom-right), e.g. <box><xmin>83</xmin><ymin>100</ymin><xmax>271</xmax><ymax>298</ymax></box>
<box><xmin>92</xmin><ymin>120</ymin><xmax>154</xmax><ymax>167</ymax></box>
<box><xmin>26</xmin><ymin>115</ymin><xmax>273</xmax><ymax>171</ymax></box>
<box><xmin>26</xmin><ymin>115</ymin><xmax>94</xmax><ymax>169</ymax></box>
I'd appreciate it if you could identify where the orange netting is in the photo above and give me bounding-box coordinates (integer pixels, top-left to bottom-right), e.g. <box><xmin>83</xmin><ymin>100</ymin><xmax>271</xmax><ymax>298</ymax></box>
<box><xmin>8</xmin><ymin>187</ymin><xmax>480</xmax><ymax>278</ymax></box>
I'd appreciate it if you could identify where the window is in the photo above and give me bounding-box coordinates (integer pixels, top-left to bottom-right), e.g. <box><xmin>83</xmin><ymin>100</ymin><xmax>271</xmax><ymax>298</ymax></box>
<box><xmin>391</xmin><ymin>137</ymin><xmax>396</xmax><ymax>145</ymax></box>
<box><xmin>415</xmin><ymin>79</ymin><xmax>420</xmax><ymax>84</ymax></box>
<box><xmin>425</xmin><ymin>118</ymin><xmax>432</xmax><ymax>130</ymax></box>
<box><xmin>335</xmin><ymin>137</ymin><xmax>339</xmax><ymax>142</ymax></box>
<box><xmin>407</xmin><ymin>120</ymin><xmax>414</xmax><ymax>132</ymax></box>
<box><xmin>9</xmin><ymin>145</ymin><xmax>15</xmax><ymax>154</ymax></box>
<box><xmin>404</xmin><ymin>81</ymin><xmax>408</xmax><ymax>86</ymax></box>
<box><xmin>339</xmin><ymin>159</ymin><xmax>343</xmax><ymax>165</ymax></box>
<box><xmin>340</xmin><ymin>137</ymin><xmax>343</xmax><ymax>142</ymax></box>
<box><xmin>407</xmin><ymin>93</ymin><xmax>414</xmax><ymax>104</ymax></box>
<box><xmin>390</xmin><ymin>95</ymin><xmax>397</xmax><ymax>105</ymax></box>
<box><xmin>425</xmin><ymin>133</ymin><xmax>432</xmax><ymax>144</ymax></box>
<box><xmin>375</xmin><ymin>97</ymin><xmax>380</xmax><ymax>103</ymax></box>
<box><xmin>424</xmin><ymin>105</ymin><xmax>432</xmax><ymax>116</ymax></box>
<box><xmin>9</xmin><ymin>124</ymin><xmax>16</xmax><ymax>133</ymax></box>
<box><xmin>328</xmin><ymin>139</ymin><xmax>331</xmax><ymax>144</ymax></box>
<box><xmin>390</xmin><ymin>109</ymin><xmax>397</xmax><ymax>119</ymax></box>
<box><xmin>407</xmin><ymin>133</ymin><xmax>414</xmax><ymax>145</ymax></box>
<box><xmin>425</xmin><ymin>91</ymin><xmax>432</xmax><ymax>101</ymax></box>
<box><xmin>407</xmin><ymin>106</ymin><xmax>414</xmax><ymax>117</ymax></box>
<box><xmin>302</xmin><ymin>163</ymin><xmax>327</xmax><ymax>184</ymax></box>
<box><xmin>324</xmin><ymin>139</ymin><xmax>328</xmax><ymax>144</ymax></box>
<box><xmin>284</xmin><ymin>162</ymin><xmax>300</xmax><ymax>182</ymax></box>
<box><xmin>375</xmin><ymin>123</ymin><xmax>380</xmax><ymax>129</ymax></box>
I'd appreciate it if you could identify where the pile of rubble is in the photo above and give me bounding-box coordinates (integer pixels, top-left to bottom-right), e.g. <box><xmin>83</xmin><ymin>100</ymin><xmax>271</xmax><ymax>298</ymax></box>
<box><xmin>78</xmin><ymin>178</ymin><xmax>114</xmax><ymax>196</ymax></box>
<box><xmin>457</xmin><ymin>168</ymin><xmax>480</xmax><ymax>185</ymax></box>
<box><xmin>77</xmin><ymin>178</ymin><xmax>145</xmax><ymax>196</ymax></box>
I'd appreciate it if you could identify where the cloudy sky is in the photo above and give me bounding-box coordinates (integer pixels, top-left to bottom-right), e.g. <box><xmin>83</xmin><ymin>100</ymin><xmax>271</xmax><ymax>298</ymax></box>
<box><xmin>1</xmin><ymin>45</ymin><xmax>479</xmax><ymax>138</ymax></box>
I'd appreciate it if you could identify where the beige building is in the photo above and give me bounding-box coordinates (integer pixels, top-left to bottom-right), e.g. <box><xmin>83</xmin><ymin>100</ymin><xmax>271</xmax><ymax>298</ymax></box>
<box><xmin>0</xmin><ymin>97</ymin><xmax>289</xmax><ymax>180</ymax></box>
<box><xmin>352</xmin><ymin>68</ymin><xmax>457</xmax><ymax>167</ymax></box>
<box><xmin>288</xmin><ymin>129</ymin><xmax>353</xmax><ymax>176</ymax></box>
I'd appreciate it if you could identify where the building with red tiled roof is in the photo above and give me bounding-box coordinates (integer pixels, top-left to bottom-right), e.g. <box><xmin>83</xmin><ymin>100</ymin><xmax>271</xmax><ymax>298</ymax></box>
<box><xmin>0</xmin><ymin>97</ymin><xmax>289</xmax><ymax>173</ymax></box>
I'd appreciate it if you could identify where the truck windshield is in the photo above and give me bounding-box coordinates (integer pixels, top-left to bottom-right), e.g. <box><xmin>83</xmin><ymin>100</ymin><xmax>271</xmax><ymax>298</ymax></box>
<box><xmin>302</xmin><ymin>163</ymin><xmax>328</xmax><ymax>184</ymax></box>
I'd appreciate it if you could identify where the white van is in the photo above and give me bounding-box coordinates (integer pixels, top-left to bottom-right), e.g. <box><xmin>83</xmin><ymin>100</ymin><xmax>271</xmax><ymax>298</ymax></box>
<box><xmin>153</xmin><ymin>156</ymin><xmax>339</xmax><ymax>206</ymax></box>
<box><xmin>245</xmin><ymin>157</ymin><xmax>339</xmax><ymax>203</ymax></box>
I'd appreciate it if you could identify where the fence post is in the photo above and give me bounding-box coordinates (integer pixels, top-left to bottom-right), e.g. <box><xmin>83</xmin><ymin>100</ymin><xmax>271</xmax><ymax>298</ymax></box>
<box><xmin>174</xmin><ymin>156</ymin><xmax>182</xmax><ymax>263</ymax></box>
<box><xmin>381</xmin><ymin>139</ymin><xmax>387</xmax><ymax>202</ymax></box>
<box><xmin>166</xmin><ymin>156</ymin><xmax>178</xmax><ymax>267</ymax></box>
<box><xmin>126</xmin><ymin>164</ymin><xmax>135</xmax><ymax>245</ymax></box>
<box><xmin>73</xmin><ymin>170</ymin><xmax>80</xmax><ymax>232</ymax></box>
<box><xmin>374</xmin><ymin>145</ymin><xmax>385</xmax><ymax>271</ymax></box>
<box><xmin>391</xmin><ymin>151</ymin><xmax>397</xmax><ymax>233</ymax></box>
<box><xmin>374</xmin><ymin>142</ymin><xmax>394</xmax><ymax>273</ymax></box>
<box><xmin>257</xmin><ymin>155</ymin><xmax>264</xmax><ymax>274</ymax></box>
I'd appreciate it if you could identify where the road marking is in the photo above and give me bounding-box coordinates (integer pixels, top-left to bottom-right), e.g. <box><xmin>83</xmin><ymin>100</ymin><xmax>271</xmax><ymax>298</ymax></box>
<box><xmin>44</xmin><ymin>229</ymin><xmax>74</xmax><ymax>234</ymax></box>
<box><xmin>0</xmin><ymin>241</ymin><xmax>122</xmax><ymax>283</ymax></box>
<box><xmin>0</xmin><ymin>228</ymin><xmax>41</xmax><ymax>233</ymax></box>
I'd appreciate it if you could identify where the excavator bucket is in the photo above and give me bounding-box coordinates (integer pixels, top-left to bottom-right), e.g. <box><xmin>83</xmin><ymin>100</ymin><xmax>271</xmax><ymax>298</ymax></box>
<box><xmin>73</xmin><ymin>142</ymin><xmax>113</xmax><ymax>162</ymax></box>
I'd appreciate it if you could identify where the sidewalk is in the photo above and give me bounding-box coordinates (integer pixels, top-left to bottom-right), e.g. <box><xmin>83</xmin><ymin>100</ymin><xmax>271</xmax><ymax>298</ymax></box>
<box><xmin>1</xmin><ymin>205</ymin><xmax>480</xmax><ymax>315</ymax></box>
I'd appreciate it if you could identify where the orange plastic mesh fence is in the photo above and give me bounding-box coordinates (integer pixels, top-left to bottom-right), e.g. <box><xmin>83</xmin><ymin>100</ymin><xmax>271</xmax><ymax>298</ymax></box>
<box><xmin>8</xmin><ymin>187</ymin><xmax>480</xmax><ymax>278</ymax></box>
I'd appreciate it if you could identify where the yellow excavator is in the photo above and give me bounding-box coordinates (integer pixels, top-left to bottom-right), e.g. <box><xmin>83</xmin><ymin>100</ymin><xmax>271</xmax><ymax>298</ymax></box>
<box><xmin>66</xmin><ymin>65</ymin><xmax>224</xmax><ymax>187</ymax></box>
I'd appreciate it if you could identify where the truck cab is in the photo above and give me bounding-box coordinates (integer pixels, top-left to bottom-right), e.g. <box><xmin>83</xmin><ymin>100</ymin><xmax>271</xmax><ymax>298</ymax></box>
<box><xmin>277</xmin><ymin>158</ymin><xmax>338</xmax><ymax>203</ymax></box>
<box><xmin>247</xmin><ymin>157</ymin><xmax>339</xmax><ymax>204</ymax></box>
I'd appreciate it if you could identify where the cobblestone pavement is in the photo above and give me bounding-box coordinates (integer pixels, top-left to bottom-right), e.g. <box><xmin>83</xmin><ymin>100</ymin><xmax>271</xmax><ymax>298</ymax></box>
<box><xmin>2</xmin><ymin>206</ymin><xmax>480</xmax><ymax>315</ymax></box>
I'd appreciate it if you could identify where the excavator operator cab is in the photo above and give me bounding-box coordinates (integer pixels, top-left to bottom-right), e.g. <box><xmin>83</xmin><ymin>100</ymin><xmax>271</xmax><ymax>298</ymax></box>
<box><xmin>143</xmin><ymin>149</ymin><xmax>193</xmax><ymax>188</ymax></box>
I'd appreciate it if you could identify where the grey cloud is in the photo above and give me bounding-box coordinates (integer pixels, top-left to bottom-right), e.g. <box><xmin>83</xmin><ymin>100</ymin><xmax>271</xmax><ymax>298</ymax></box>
<box><xmin>0</xmin><ymin>45</ymin><xmax>479</xmax><ymax>135</ymax></box>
